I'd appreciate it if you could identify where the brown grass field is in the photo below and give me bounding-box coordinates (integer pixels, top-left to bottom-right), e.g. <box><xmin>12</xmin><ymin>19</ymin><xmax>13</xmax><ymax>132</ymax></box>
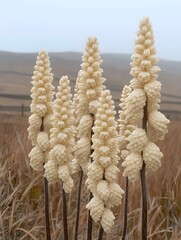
<box><xmin>0</xmin><ymin>114</ymin><xmax>181</xmax><ymax>240</ymax></box>
<box><xmin>0</xmin><ymin>48</ymin><xmax>180</xmax><ymax>240</ymax></box>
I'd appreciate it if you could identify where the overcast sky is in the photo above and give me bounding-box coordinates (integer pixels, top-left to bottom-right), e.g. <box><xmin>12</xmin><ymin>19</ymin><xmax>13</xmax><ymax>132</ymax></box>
<box><xmin>0</xmin><ymin>0</ymin><xmax>181</xmax><ymax>61</ymax></box>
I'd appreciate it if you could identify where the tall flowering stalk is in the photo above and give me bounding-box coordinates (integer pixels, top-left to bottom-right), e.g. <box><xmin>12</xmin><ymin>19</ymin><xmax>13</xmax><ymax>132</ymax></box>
<box><xmin>44</xmin><ymin>76</ymin><xmax>77</xmax><ymax>240</ymax></box>
<box><xmin>28</xmin><ymin>50</ymin><xmax>54</xmax><ymax>240</ymax></box>
<box><xmin>75</xmin><ymin>36</ymin><xmax>105</xmax><ymax>174</ymax></box>
<box><xmin>119</xmin><ymin>17</ymin><xmax>170</xmax><ymax>240</ymax></box>
<box><xmin>44</xmin><ymin>76</ymin><xmax>76</xmax><ymax>193</ymax></box>
<box><xmin>87</xmin><ymin>90</ymin><xmax>124</xmax><ymax>234</ymax></box>
<box><xmin>73</xmin><ymin>37</ymin><xmax>105</xmax><ymax>240</ymax></box>
<box><xmin>44</xmin><ymin>76</ymin><xmax>76</xmax><ymax>191</ymax></box>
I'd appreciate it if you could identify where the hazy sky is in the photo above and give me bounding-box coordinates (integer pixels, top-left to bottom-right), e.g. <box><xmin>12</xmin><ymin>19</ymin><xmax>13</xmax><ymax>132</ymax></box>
<box><xmin>0</xmin><ymin>0</ymin><xmax>181</xmax><ymax>61</ymax></box>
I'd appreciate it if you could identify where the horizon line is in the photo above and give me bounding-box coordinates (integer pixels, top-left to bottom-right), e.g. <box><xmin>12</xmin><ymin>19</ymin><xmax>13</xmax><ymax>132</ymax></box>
<box><xmin>0</xmin><ymin>50</ymin><xmax>180</xmax><ymax>63</ymax></box>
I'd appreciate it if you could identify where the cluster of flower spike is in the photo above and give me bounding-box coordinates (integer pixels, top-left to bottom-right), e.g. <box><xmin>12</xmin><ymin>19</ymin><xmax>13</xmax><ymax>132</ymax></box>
<box><xmin>87</xmin><ymin>90</ymin><xmax>124</xmax><ymax>233</ymax></box>
<box><xmin>76</xmin><ymin>37</ymin><xmax>106</xmax><ymax>118</ymax></box>
<box><xmin>119</xmin><ymin>17</ymin><xmax>170</xmax><ymax>182</ymax></box>
<box><xmin>44</xmin><ymin>76</ymin><xmax>77</xmax><ymax>193</ymax></box>
<box><xmin>28</xmin><ymin>50</ymin><xmax>54</xmax><ymax>171</ymax></box>
<box><xmin>74</xmin><ymin>37</ymin><xmax>105</xmax><ymax>174</ymax></box>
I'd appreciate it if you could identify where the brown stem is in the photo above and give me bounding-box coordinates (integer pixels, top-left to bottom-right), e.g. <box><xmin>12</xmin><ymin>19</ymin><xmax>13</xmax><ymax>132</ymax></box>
<box><xmin>122</xmin><ymin>177</ymin><xmax>129</xmax><ymax>240</ymax></box>
<box><xmin>141</xmin><ymin>103</ymin><xmax>148</xmax><ymax>240</ymax></box>
<box><xmin>87</xmin><ymin>192</ymin><xmax>93</xmax><ymax>240</ymax></box>
<box><xmin>40</xmin><ymin>117</ymin><xmax>44</xmax><ymax>132</ymax></box>
<box><xmin>97</xmin><ymin>226</ymin><xmax>104</xmax><ymax>240</ymax></box>
<box><xmin>44</xmin><ymin>177</ymin><xmax>51</xmax><ymax>240</ymax></box>
<box><xmin>41</xmin><ymin>118</ymin><xmax>51</xmax><ymax>240</ymax></box>
<box><xmin>74</xmin><ymin>169</ymin><xmax>83</xmax><ymax>240</ymax></box>
<box><xmin>62</xmin><ymin>186</ymin><xmax>69</xmax><ymax>240</ymax></box>
<box><xmin>140</xmin><ymin>162</ymin><xmax>147</xmax><ymax>240</ymax></box>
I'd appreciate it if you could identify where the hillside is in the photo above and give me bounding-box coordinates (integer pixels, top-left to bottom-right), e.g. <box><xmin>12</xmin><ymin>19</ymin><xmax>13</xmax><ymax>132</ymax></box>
<box><xmin>0</xmin><ymin>51</ymin><xmax>180</xmax><ymax>115</ymax></box>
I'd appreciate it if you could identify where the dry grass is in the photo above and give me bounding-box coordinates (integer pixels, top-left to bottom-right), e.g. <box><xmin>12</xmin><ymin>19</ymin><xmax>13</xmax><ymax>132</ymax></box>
<box><xmin>0</xmin><ymin>114</ymin><xmax>181</xmax><ymax>240</ymax></box>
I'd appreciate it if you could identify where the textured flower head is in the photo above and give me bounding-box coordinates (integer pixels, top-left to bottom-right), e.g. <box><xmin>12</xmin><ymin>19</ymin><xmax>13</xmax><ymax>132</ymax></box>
<box><xmin>76</xmin><ymin>36</ymin><xmax>106</xmax><ymax>119</ymax></box>
<box><xmin>87</xmin><ymin>90</ymin><xmax>124</xmax><ymax>232</ymax></box>
<box><xmin>30</xmin><ymin>50</ymin><xmax>54</xmax><ymax>117</ymax></box>
<box><xmin>119</xmin><ymin>17</ymin><xmax>170</xmax><ymax>182</ymax></box>
<box><xmin>73</xmin><ymin>37</ymin><xmax>106</xmax><ymax>174</ymax></box>
<box><xmin>44</xmin><ymin>76</ymin><xmax>77</xmax><ymax>193</ymax></box>
<box><xmin>130</xmin><ymin>17</ymin><xmax>160</xmax><ymax>86</ymax></box>
<box><xmin>28</xmin><ymin>50</ymin><xmax>54</xmax><ymax>172</ymax></box>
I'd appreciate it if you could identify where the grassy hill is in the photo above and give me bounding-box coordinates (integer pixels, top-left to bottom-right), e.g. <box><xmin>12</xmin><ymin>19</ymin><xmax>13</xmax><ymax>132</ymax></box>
<box><xmin>0</xmin><ymin>51</ymin><xmax>180</xmax><ymax>114</ymax></box>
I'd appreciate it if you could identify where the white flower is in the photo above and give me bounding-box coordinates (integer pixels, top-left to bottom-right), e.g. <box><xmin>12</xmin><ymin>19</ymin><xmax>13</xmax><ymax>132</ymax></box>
<box><xmin>97</xmin><ymin>180</ymin><xmax>110</xmax><ymax>201</ymax></box>
<box><xmin>87</xmin><ymin>162</ymin><xmax>104</xmax><ymax>181</ymax></box>
<box><xmin>37</xmin><ymin>131</ymin><xmax>49</xmax><ymax>152</ymax></box>
<box><xmin>100</xmin><ymin>208</ymin><xmax>115</xmax><ymax>233</ymax></box>
<box><xmin>44</xmin><ymin>76</ymin><xmax>76</xmax><ymax>193</ymax></box>
<box><xmin>30</xmin><ymin>50</ymin><xmax>54</xmax><ymax>117</ymax></box>
<box><xmin>126</xmin><ymin>128</ymin><xmax>148</xmax><ymax>152</ymax></box>
<box><xmin>124</xmin><ymin>89</ymin><xmax>146</xmax><ymax>124</ymax></box>
<box><xmin>44</xmin><ymin>160</ymin><xmax>58</xmax><ymax>184</ymax></box>
<box><xmin>106</xmin><ymin>183</ymin><xmax>124</xmax><ymax>208</ymax></box>
<box><xmin>143</xmin><ymin>142</ymin><xmax>163</xmax><ymax>171</ymax></box>
<box><xmin>87</xmin><ymin>90</ymin><xmax>124</xmax><ymax>232</ymax></box>
<box><xmin>28</xmin><ymin>50</ymin><xmax>54</xmax><ymax>171</ymax></box>
<box><xmin>86</xmin><ymin>196</ymin><xmax>105</xmax><ymax>222</ymax></box>
<box><xmin>119</xmin><ymin>17</ymin><xmax>170</xmax><ymax>180</ymax></box>
<box><xmin>74</xmin><ymin>37</ymin><xmax>106</xmax><ymax>174</ymax></box>
<box><xmin>122</xmin><ymin>152</ymin><xmax>143</xmax><ymax>182</ymax></box>
<box><xmin>75</xmin><ymin>37</ymin><xmax>105</xmax><ymax>118</ymax></box>
<box><xmin>29</xmin><ymin>146</ymin><xmax>44</xmax><ymax>171</ymax></box>
<box><xmin>77</xmin><ymin>115</ymin><xmax>93</xmax><ymax>138</ymax></box>
<box><xmin>148</xmin><ymin>111</ymin><xmax>170</xmax><ymax>139</ymax></box>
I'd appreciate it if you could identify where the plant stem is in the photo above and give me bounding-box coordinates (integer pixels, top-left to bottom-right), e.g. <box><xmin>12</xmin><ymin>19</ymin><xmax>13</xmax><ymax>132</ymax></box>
<box><xmin>97</xmin><ymin>226</ymin><xmax>104</xmax><ymax>240</ymax></box>
<box><xmin>140</xmin><ymin>162</ymin><xmax>147</xmax><ymax>240</ymax></box>
<box><xmin>74</xmin><ymin>169</ymin><xmax>83</xmax><ymax>240</ymax></box>
<box><xmin>44</xmin><ymin>177</ymin><xmax>51</xmax><ymax>240</ymax></box>
<box><xmin>87</xmin><ymin>191</ymin><xmax>93</xmax><ymax>240</ymax></box>
<box><xmin>122</xmin><ymin>177</ymin><xmax>129</xmax><ymax>240</ymax></box>
<box><xmin>62</xmin><ymin>186</ymin><xmax>69</xmax><ymax>240</ymax></box>
<box><xmin>140</xmin><ymin>103</ymin><xmax>148</xmax><ymax>240</ymax></box>
<box><xmin>41</xmin><ymin>118</ymin><xmax>51</xmax><ymax>240</ymax></box>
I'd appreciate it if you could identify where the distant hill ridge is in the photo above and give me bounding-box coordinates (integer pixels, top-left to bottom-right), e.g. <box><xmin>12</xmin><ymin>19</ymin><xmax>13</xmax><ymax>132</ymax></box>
<box><xmin>0</xmin><ymin>51</ymin><xmax>180</xmax><ymax>114</ymax></box>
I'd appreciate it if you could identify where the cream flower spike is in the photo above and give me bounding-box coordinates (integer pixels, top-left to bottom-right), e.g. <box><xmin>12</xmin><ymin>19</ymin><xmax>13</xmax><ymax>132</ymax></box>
<box><xmin>148</xmin><ymin>111</ymin><xmax>170</xmax><ymax>140</ymax></box>
<box><xmin>143</xmin><ymin>142</ymin><xmax>163</xmax><ymax>171</ymax></box>
<box><xmin>44</xmin><ymin>76</ymin><xmax>76</xmax><ymax>193</ymax></box>
<box><xmin>77</xmin><ymin>36</ymin><xmax>106</xmax><ymax>117</ymax></box>
<box><xmin>130</xmin><ymin>17</ymin><xmax>161</xmax><ymax>100</ymax></box>
<box><xmin>73</xmin><ymin>70</ymin><xmax>82</xmax><ymax>125</ymax></box>
<box><xmin>28</xmin><ymin>50</ymin><xmax>54</xmax><ymax>172</ymax></box>
<box><xmin>130</xmin><ymin>17</ymin><xmax>160</xmax><ymax>87</ymax></box>
<box><xmin>30</xmin><ymin>50</ymin><xmax>54</xmax><ymax>118</ymax></box>
<box><xmin>126</xmin><ymin>128</ymin><xmax>148</xmax><ymax>152</ymax></box>
<box><xmin>124</xmin><ymin>88</ymin><xmax>146</xmax><ymax>124</ymax></box>
<box><xmin>122</xmin><ymin>152</ymin><xmax>143</xmax><ymax>181</ymax></box>
<box><xmin>73</xmin><ymin>37</ymin><xmax>106</xmax><ymax>174</ymax></box>
<box><xmin>119</xmin><ymin>85</ymin><xmax>132</xmax><ymax>114</ymax></box>
<box><xmin>119</xmin><ymin>86</ymin><xmax>136</xmax><ymax>153</ymax></box>
<box><xmin>119</xmin><ymin>17</ymin><xmax>170</xmax><ymax>182</ymax></box>
<box><xmin>101</xmin><ymin>208</ymin><xmax>115</xmax><ymax>233</ymax></box>
<box><xmin>87</xmin><ymin>90</ymin><xmax>124</xmax><ymax>233</ymax></box>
